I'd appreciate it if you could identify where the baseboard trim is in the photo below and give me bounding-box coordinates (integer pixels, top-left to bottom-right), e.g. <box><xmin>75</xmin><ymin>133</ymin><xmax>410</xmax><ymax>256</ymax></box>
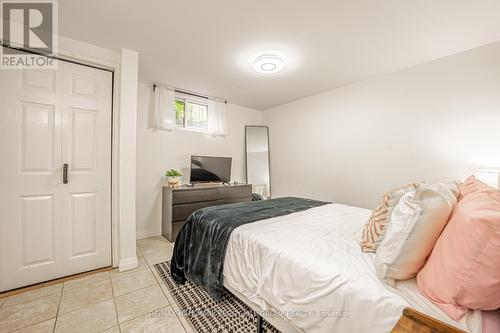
<box><xmin>118</xmin><ymin>256</ymin><xmax>138</xmax><ymax>272</ymax></box>
<box><xmin>136</xmin><ymin>229</ymin><xmax>161</xmax><ymax>240</ymax></box>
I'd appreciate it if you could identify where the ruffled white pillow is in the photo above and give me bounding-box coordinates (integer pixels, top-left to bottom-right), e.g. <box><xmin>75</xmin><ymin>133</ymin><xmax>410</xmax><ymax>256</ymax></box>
<box><xmin>375</xmin><ymin>182</ymin><xmax>459</xmax><ymax>285</ymax></box>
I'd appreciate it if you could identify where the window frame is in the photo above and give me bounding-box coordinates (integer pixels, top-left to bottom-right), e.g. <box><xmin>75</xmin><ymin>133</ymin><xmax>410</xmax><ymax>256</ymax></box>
<box><xmin>174</xmin><ymin>99</ymin><xmax>186</xmax><ymax>127</ymax></box>
<box><xmin>174</xmin><ymin>94</ymin><xmax>209</xmax><ymax>133</ymax></box>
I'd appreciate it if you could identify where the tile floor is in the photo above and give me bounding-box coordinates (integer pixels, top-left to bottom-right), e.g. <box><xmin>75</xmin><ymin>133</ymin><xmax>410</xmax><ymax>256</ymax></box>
<box><xmin>0</xmin><ymin>236</ymin><xmax>192</xmax><ymax>333</ymax></box>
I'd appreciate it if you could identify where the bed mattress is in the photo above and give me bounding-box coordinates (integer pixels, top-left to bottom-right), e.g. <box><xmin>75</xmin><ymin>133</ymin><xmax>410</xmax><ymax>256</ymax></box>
<box><xmin>223</xmin><ymin>203</ymin><xmax>483</xmax><ymax>333</ymax></box>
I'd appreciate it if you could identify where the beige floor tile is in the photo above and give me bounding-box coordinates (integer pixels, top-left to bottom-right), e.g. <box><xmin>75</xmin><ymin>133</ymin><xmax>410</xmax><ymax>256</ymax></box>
<box><xmin>137</xmin><ymin>236</ymin><xmax>169</xmax><ymax>250</ymax></box>
<box><xmin>139</xmin><ymin>244</ymin><xmax>173</xmax><ymax>257</ymax></box>
<box><xmin>110</xmin><ymin>255</ymin><xmax>148</xmax><ymax>278</ymax></box>
<box><xmin>143</xmin><ymin>252</ymin><xmax>172</xmax><ymax>266</ymax></box>
<box><xmin>142</xmin><ymin>244</ymin><xmax>174</xmax><ymax>259</ymax></box>
<box><xmin>55</xmin><ymin>299</ymin><xmax>117</xmax><ymax>333</ymax></box>
<box><xmin>115</xmin><ymin>285</ymin><xmax>168</xmax><ymax>323</ymax></box>
<box><xmin>139</xmin><ymin>239</ymin><xmax>172</xmax><ymax>251</ymax></box>
<box><xmin>63</xmin><ymin>271</ymin><xmax>110</xmax><ymax>291</ymax></box>
<box><xmin>0</xmin><ymin>239</ymin><xmax>188</xmax><ymax>332</ymax></box>
<box><xmin>150</xmin><ymin>268</ymin><xmax>193</xmax><ymax>333</ymax></box>
<box><xmin>3</xmin><ymin>284</ymin><xmax>62</xmax><ymax>308</ymax></box>
<box><xmin>0</xmin><ymin>294</ymin><xmax>59</xmax><ymax>332</ymax></box>
<box><xmin>111</xmin><ymin>268</ymin><xmax>157</xmax><ymax>297</ymax></box>
<box><xmin>137</xmin><ymin>254</ymin><xmax>149</xmax><ymax>268</ymax></box>
<box><xmin>141</xmin><ymin>243</ymin><xmax>173</xmax><ymax>266</ymax></box>
<box><xmin>14</xmin><ymin>318</ymin><xmax>55</xmax><ymax>333</ymax></box>
<box><xmin>101</xmin><ymin>326</ymin><xmax>120</xmax><ymax>333</ymax></box>
<box><xmin>59</xmin><ymin>279</ymin><xmax>113</xmax><ymax>314</ymax></box>
<box><xmin>120</xmin><ymin>306</ymin><xmax>185</xmax><ymax>333</ymax></box>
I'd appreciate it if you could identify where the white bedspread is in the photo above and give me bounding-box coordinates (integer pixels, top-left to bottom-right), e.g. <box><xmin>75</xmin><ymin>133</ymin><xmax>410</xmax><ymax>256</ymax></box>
<box><xmin>223</xmin><ymin>203</ymin><xmax>482</xmax><ymax>333</ymax></box>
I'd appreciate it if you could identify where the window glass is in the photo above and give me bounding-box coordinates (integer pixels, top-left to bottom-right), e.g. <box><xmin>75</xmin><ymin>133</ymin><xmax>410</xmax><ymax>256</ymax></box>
<box><xmin>175</xmin><ymin>99</ymin><xmax>185</xmax><ymax>126</ymax></box>
<box><xmin>186</xmin><ymin>101</ymin><xmax>208</xmax><ymax>130</ymax></box>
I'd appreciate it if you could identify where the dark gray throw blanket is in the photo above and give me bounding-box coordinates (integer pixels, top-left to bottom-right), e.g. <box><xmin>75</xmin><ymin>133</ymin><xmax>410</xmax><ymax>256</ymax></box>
<box><xmin>170</xmin><ymin>197</ymin><xmax>329</xmax><ymax>299</ymax></box>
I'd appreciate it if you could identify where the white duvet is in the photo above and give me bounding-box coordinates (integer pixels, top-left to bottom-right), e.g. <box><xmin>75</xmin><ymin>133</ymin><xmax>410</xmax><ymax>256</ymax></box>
<box><xmin>223</xmin><ymin>203</ymin><xmax>482</xmax><ymax>333</ymax></box>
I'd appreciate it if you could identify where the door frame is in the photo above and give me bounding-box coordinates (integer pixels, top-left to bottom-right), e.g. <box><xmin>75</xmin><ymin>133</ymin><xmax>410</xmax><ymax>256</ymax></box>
<box><xmin>58</xmin><ymin>47</ymin><xmax>121</xmax><ymax>269</ymax></box>
<box><xmin>0</xmin><ymin>41</ymin><xmax>123</xmax><ymax>269</ymax></box>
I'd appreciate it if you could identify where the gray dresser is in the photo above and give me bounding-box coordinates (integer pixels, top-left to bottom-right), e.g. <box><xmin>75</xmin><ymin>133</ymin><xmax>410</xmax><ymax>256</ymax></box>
<box><xmin>162</xmin><ymin>184</ymin><xmax>252</xmax><ymax>241</ymax></box>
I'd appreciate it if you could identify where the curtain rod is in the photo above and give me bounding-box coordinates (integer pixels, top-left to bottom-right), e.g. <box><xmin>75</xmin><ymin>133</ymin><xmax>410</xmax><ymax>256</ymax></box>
<box><xmin>152</xmin><ymin>83</ymin><xmax>227</xmax><ymax>104</ymax></box>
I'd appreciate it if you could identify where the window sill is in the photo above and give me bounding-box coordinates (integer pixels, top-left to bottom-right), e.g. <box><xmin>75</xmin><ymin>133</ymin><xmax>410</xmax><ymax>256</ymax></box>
<box><xmin>175</xmin><ymin>126</ymin><xmax>208</xmax><ymax>134</ymax></box>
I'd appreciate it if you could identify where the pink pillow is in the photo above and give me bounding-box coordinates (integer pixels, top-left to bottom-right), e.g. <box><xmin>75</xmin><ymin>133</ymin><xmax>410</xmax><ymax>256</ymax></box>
<box><xmin>416</xmin><ymin>176</ymin><xmax>500</xmax><ymax>321</ymax></box>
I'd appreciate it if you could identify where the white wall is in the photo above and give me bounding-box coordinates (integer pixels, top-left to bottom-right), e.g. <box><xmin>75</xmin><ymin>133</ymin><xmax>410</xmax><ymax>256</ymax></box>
<box><xmin>263</xmin><ymin>42</ymin><xmax>500</xmax><ymax>209</ymax></box>
<box><xmin>136</xmin><ymin>82</ymin><xmax>262</xmax><ymax>238</ymax></box>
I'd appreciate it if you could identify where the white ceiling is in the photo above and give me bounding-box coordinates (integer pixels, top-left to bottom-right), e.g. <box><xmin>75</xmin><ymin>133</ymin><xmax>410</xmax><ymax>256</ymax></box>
<box><xmin>59</xmin><ymin>0</ymin><xmax>500</xmax><ymax>110</ymax></box>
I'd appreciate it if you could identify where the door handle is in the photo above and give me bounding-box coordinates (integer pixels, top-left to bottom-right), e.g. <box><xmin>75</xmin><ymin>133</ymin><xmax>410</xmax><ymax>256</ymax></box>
<box><xmin>63</xmin><ymin>164</ymin><xmax>68</xmax><ymax>184</ymax></box>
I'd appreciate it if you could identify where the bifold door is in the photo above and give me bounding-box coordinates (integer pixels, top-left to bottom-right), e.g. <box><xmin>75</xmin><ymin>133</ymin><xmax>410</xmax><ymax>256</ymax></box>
<box><xmin>0</xmin><ymin>58</ymin><xmax>112</xmax><ymax>292</ymax></box>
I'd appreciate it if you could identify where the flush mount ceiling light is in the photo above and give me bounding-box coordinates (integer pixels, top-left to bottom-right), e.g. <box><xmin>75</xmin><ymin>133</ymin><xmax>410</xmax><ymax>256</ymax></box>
<box><xmin>252</xmin><ymin>54</ymin><xmax>285</xmax><ymax>74</ymax></box>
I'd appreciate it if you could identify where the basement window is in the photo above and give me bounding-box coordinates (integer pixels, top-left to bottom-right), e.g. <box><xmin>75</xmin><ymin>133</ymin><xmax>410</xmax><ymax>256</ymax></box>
<box><xmin>175</xmin><ymin>96</ymin><xmax>208</xmax><ymax>131</ymax></box>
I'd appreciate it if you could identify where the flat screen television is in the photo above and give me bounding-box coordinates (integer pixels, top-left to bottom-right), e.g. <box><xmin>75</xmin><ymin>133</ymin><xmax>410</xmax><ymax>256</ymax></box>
<box><xmin>190</xmin><ymin>156</ymin><xmax>232</xmax><ymax>183</ymax></box>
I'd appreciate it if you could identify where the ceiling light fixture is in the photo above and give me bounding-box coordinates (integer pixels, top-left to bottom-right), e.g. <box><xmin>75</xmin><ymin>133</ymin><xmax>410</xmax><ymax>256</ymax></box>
<box><xmin>252</xmin><ymin>54</ymin><xmax>285</xmax><ymax>74</ymax></box>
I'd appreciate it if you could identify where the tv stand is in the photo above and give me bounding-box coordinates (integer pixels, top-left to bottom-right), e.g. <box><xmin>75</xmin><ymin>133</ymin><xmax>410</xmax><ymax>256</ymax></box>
<box><xmin>161</xmin><ymin>183</ymin><xmax>252</xmax><ymax>241</ymax></box>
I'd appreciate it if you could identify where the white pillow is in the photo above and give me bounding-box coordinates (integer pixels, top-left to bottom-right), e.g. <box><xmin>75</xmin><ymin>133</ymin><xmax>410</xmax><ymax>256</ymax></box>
<box><xmin>375</xmin><ymin>182</ymin><xmax>459</xmax><ymax>285</ymax></box>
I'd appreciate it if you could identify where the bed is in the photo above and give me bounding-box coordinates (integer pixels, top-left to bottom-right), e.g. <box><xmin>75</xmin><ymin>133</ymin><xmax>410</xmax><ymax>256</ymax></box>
<box><xmin>171</xmin><ymin>199</ymin><xmax>484</xmax><ymax>333</ymax></box>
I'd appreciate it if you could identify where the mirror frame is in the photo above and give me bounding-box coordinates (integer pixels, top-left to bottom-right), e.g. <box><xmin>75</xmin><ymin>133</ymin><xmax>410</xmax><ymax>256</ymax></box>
<box><xmin>245</xmin><ymin>125</ymin><xmax>271</xmax><ymax>198</ymax></box>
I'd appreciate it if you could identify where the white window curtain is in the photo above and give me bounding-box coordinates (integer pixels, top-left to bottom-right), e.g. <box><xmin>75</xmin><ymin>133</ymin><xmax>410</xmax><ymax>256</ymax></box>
<box><xmin>208</xmin><ymin>99</ymin><xmax>227</xmax><ymax>137</ymax></box>
<box><xmin>153</xmin><ymin>85</ymin><xmax>176</xmax><ymax>130</ymax></box>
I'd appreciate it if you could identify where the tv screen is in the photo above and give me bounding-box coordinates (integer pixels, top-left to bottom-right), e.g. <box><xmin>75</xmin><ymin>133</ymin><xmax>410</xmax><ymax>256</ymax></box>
<box><xmin>190</xmin><ymin>156</ymin><xmax>232</xmax><ymax>183</ymax></box>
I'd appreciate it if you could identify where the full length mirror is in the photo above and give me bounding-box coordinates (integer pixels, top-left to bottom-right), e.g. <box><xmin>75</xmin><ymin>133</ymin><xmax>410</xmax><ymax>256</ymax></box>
<box><xmin>245</xmin><ymin>126</ymin><xmax>271</xmax><ymax>198</ymax></box>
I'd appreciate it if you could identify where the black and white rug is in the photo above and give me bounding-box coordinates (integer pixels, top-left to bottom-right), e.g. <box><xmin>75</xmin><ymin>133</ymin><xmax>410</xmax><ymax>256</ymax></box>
<box><xmin>154</xmin><ymin>261</ymin><xmax>280</xmax><ymax>333</ymax></box>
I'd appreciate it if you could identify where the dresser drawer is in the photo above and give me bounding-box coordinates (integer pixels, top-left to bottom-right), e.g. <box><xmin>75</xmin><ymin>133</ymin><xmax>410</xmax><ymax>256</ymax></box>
<box><xmin>216</xmin><ymin>197</ymin><xmax>252</xmax><ymax>205</ymax></box>
<box><xmin>171</xmin><ymin>221</ymin><xmax>185</xmax><ymax>241</ymax></box>
<box><xmin>217</xmin><ymin>185</ymin><xmax>251</xmax><ymax>200</ymax></box>
<box><xmin>172</xmin><ymin>201</ymin><xmax>217</xmax><ymax>221</ymax></box>
<box><xmin>172</xmin><ymin>188</ymin><xmax>218</xmax><ymax>205</ymax></box>
<box><xmin>163</xmin><ymin>184</ymin><xmax>253</xmax><ymax>242</ymax></box>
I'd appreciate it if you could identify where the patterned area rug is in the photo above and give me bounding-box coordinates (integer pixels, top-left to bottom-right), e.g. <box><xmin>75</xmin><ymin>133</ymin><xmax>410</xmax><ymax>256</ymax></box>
<box><xmin>154</xmin><ymin>261</ymin><xmax>280</xmax><ymax>333</ymax></box>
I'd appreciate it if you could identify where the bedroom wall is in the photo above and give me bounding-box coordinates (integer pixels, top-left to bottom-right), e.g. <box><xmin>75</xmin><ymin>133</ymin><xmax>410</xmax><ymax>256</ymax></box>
<box><xmin>262</xmin><ymin>41</ymin><xmax>500</xmax><ymax>209</ymax></box>
<box><xmin>135</xmin><ymin>82</ymin><xmax>262</xmax><ymax>238</ymax></box>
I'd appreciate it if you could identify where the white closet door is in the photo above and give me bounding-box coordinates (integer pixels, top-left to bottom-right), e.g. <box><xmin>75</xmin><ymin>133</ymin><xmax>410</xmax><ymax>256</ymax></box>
<box><xmin>60</xmin><ymin>61</ymin><xmax>112</xmax><ymax>276</ymax></box>
<box><xmin>0</xmin><ymin>59</ymin><xmax>112</xmax><ymax>292</ymax></box>
<box><xmin>0</xmin><ymin>67</ymin><xmax>64</xmax><ymax>291</ymax></box>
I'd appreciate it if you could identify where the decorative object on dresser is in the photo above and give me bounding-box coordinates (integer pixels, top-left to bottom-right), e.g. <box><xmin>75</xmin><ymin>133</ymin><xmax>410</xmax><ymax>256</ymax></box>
<box><xmin>165</xmin><ymin>169</ymin><xmax>182</xmax><ymax>187</ymax></box>
<box><xmin>162</xmin><ymin>183</ymin><xmax>252</xmax><ymax>241</ymax></box>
